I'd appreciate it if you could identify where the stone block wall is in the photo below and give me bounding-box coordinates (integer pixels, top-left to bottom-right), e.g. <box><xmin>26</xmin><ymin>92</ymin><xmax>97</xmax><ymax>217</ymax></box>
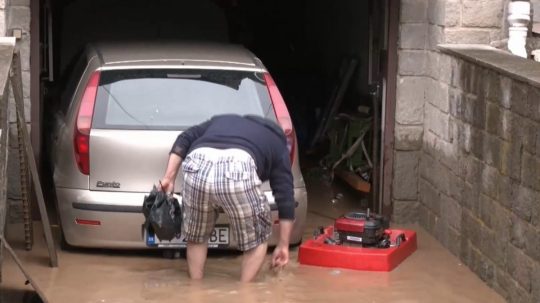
<box><xmin>392</xmin><ymin>0</ymin><xmax>429</xmax><ymax>223</ymax></box>
<box><xmin>393</xmin><ymin>0</ymin><xmax>511</xmax><ymax>222</ymax></box>
<box><xmin>445</xmin><ymin>0</ymin><xmax>508</xmax><ymax>45</ymax></box>
<box><xmin>419</xmin><ymin>47</ymin><xmax>540</xmax><ymax>303</ymax></box>
<box><xmin>394</xmin><ymin>2</ymin><xmax>539</xmax><ymax>301</ymax></box>
<box><xmin>394</xmin><ymin>0</ymin><xmax>448</xmax><ymax>223</ymax></box>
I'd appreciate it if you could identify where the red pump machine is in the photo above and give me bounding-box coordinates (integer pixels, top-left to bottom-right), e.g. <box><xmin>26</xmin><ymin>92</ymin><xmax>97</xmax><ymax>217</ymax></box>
<box><xmin>298</xmin><ymin>211</ymin><xmax>417</xmax><ymax>272</ymax></box>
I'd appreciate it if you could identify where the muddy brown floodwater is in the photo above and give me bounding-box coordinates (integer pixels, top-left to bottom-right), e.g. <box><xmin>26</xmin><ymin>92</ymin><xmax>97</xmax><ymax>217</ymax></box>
<box><xmin>1</xmin><ymin>176</ymin><xmax>505</xmax><ymax>303</ymax></box>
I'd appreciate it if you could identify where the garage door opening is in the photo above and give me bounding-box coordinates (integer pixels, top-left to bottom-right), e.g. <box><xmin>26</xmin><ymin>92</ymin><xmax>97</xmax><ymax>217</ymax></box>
<box><xmin>34</xmin><ymin>0</ymin><xmax>398</xmax><ymax>216</ymax></box>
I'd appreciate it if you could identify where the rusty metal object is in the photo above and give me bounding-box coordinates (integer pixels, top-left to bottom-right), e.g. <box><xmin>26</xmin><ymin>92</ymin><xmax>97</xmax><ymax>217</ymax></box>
<box><xmin>17</xmin><ymin>111</ymin><xmax>33</xmax><ymax>250</ymax></box>
<box><xmin>0</xmin><ymin>39</ymin><xmax>56</xmax><ymax>302</ymax></box>
<box><xmin>10</xmin><ymin>49</ymin><xmax>58</xmax><ymax>267</ymax></box>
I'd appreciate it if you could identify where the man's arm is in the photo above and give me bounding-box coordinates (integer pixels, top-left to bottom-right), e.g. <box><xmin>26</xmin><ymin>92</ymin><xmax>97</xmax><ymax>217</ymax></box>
<box><xmin>160</xmin><ymin>153</ymin><xmax>182</xmax><ymax>193</ymax></box>
<box><xmin>268</xmin><ymin>149</ymin><xmax>295</xmax><ymax>221</ymax></box>
<box><xmin>268</xmin><ymin>148</ymin><xmax>295</xmax><ymax>269</ymax></box>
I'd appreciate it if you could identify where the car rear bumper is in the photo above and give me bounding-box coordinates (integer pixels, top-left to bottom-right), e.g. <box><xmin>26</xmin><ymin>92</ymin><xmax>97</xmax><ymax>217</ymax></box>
<box><xmin>56</xmin><ymin>187</ymin><xmax>307</xmax><ymax>249</ymax></box>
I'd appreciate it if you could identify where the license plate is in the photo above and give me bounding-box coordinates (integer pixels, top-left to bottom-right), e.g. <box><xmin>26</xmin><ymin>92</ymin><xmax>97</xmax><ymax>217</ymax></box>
<box><xmin>145</xmin><ymin>226</ymin><xmax>230</xmax><ymax>248</ymax></box>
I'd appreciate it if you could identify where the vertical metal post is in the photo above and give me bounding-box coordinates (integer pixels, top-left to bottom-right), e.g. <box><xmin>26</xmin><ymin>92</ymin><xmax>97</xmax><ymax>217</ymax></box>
<box><xmin>0</xmin><ymin>93</ymin><xmax>6</xmax><ymax>283</ymax></box>
<box><xmin>10</xmin><ymin>49</ymin><xmax>58</xmax><ymax>267</ymax></box>
<box><xmin>370</xmin><ymin>83</ymin><xmax>381</xmax><ymax>213</ymax></box>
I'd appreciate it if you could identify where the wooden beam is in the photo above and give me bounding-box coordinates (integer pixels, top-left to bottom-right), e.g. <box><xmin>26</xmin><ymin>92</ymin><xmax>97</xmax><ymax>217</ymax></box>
<box><xmin>335</xmin><ymin>169</ymin><xmax>371</xmax><ymax>193</ymax></box>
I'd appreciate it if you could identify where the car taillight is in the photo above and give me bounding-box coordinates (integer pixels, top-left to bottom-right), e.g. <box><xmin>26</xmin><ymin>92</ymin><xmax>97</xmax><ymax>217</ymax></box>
<box><xmin>74</xmin><ymin>71</ymin><xmax>100</xmax><ymax>175</ymax></box>
<box><xmin>263</xmin><ymin>73</ymin><xmax>296</xmax><ymax>165</ymax></box>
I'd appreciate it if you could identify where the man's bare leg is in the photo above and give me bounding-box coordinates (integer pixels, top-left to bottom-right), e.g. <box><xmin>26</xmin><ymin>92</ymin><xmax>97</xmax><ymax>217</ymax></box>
<box><xmin>241</xmin><ymin>242</ymin><xmax>268</xmax><ymax>282</ymax></box>
<box><xmin>187</xmin><ymin>242</ymin><xmax>209</xmax><ymax>279</ymax></box>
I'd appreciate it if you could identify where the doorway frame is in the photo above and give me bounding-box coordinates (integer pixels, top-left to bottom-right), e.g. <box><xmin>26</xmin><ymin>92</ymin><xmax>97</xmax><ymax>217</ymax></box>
<box><xmin>380</xmin><ymin>0</ymin><xmax>399</xmax><ymax>217</ymax></box>
<box><xmin>30</xmin><ymin>0</ymin><xmax>41</xmax><ymax>165</ymax></box>
<box><xmin>30</xmin><ymin>0</ymin><xmax>401</xmax><ymax>217</ymax></box>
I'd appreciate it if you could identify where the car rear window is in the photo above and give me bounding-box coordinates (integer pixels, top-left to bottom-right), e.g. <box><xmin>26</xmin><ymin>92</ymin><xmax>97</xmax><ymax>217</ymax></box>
<box><xmin>92</xmin><ymin>69</ymin><xmax>275</xmax><ymax>130</ymax></box>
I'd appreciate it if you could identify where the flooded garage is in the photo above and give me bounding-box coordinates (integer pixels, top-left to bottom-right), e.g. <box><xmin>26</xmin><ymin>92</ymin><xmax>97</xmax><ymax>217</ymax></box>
<box><xmin>2</xmin><ymin>175</ymin><xmax>505</xmax><ymax>302</ymax></box>
<box><xmin>0</xmin><ymin>0</ymin><xmax>530</xmax><ymax>302</ymax></box>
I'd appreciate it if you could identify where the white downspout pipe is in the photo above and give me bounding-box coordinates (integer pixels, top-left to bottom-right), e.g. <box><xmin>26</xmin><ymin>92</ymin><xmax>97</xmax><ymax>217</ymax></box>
<box><xmin>508</xmin><ymin>1</ymin><xmax>531</xmax><ymax>58</ymax></box>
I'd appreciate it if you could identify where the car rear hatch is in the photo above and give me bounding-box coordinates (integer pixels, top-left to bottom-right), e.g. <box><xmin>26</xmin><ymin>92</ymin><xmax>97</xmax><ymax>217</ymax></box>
<box><xmin>85</xmin><ymin>68</ymin><xmax>284</xmax><ymax>192</ymax></box>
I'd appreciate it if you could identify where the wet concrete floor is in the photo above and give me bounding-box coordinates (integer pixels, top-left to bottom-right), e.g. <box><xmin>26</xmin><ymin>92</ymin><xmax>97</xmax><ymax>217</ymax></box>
<box><xmin>1</xmin><ymin>175</ymin><xmax>505</xmax><ymax>303</ymax></box>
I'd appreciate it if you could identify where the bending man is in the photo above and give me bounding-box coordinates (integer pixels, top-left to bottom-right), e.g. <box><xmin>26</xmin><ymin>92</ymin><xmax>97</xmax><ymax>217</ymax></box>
<box><xmin>160</xmin><ymin>114</ymin><xmax>295</xmax><ymax>282</ymax></box>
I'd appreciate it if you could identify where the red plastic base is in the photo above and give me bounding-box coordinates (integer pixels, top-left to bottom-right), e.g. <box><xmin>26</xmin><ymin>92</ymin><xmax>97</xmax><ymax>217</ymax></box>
<box><xmin>298</xmin><ymin>226</ymin><xmax>417</xmax><ymax>272</ymax></box>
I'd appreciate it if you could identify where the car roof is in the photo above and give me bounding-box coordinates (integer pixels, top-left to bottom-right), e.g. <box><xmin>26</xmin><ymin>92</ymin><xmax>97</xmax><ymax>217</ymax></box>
<box><xmin>86</xmin><ymin>42</ymin><xmax>266</xmax><ymax>70</ymax></box>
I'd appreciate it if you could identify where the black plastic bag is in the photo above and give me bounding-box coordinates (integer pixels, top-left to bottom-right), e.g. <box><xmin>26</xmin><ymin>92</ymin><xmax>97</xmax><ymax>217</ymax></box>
<box><xmin>142</xmin><ymin>186</ymin><xmax>182</xmax><ymax>241</ymax></box>
<box><xmin>142</xmin><ymin>186</ymin><xmax>159</xmax><ymax>219</ymax></box>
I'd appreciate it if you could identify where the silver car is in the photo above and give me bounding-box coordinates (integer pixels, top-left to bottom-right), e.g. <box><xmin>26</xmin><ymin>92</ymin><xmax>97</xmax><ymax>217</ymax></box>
<box><xmin>50</xmin><ymin>42</ymin><xmax>307</xmax><ymax>249</ymax></box>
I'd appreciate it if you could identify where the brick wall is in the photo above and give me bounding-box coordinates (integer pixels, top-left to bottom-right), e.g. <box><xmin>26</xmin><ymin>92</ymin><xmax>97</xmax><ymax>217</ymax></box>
<box><xmin>392</xmin><ymin>0</ymin><xmax>430</xmax><ymax>223</ymax></box>
<box><xmin>393</xmin><ymin>0</ymin><xmax>510</xmax><ymax>221</ymax></box>
<box><xmin>394</xmin><ymin>2</ymin><xmax>540</xmax><ymax>301</ymax></box>
<box><xmin>445</xmin><ymin>0</ymin><xmax>508</xmax><ymax>44</ymax></box>
<box><xmin>420</xmin><ymin>46</ymin><xmax>540</xmax><ymax>303</ymax></box>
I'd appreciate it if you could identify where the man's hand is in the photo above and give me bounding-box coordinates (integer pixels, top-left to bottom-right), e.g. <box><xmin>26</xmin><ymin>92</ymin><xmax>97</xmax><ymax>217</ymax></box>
<box><xmin>271</xmin><ymin>219</ymin><xmax>293</xmax><ymax>270</ymax></box>
<box><xmin>271</xmin><ymin>244</ymin><xmax>289</xmax><ymax>269</ymax></box>
<box><xmin>159</xmin><ymin>178</ymin><xmax>174</xmax><ymax>194</ymax></box>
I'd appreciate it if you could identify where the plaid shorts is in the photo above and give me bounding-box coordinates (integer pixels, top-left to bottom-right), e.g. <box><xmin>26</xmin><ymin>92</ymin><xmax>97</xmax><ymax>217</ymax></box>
<box><xmin>181</xmin><ymin>147</ymin><xmax>272</xmax><ymax>251</ymax></box>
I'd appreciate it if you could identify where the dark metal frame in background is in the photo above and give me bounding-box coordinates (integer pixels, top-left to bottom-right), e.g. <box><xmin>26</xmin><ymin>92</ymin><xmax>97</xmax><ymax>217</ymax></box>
<box><xmin>381</xmin><ymin>0</ymin><xmax>400</xmax><ymax>217</ymax></box>
<box><xmin>30</xmin><ymin>0</ymin><xmax>41</xmax><ymax>169</ymax></box>
<box><xmin>367</xmin><ymin>0</ymin><xmax>399</xmax><ymax>217</ymax></box>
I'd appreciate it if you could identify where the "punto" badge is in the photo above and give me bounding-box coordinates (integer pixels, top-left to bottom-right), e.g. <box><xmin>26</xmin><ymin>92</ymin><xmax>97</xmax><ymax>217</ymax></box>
<box><xmin>96</xmin><ymin>181</ymin><xmax>121</xmax><ymax>188</ymax></box>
